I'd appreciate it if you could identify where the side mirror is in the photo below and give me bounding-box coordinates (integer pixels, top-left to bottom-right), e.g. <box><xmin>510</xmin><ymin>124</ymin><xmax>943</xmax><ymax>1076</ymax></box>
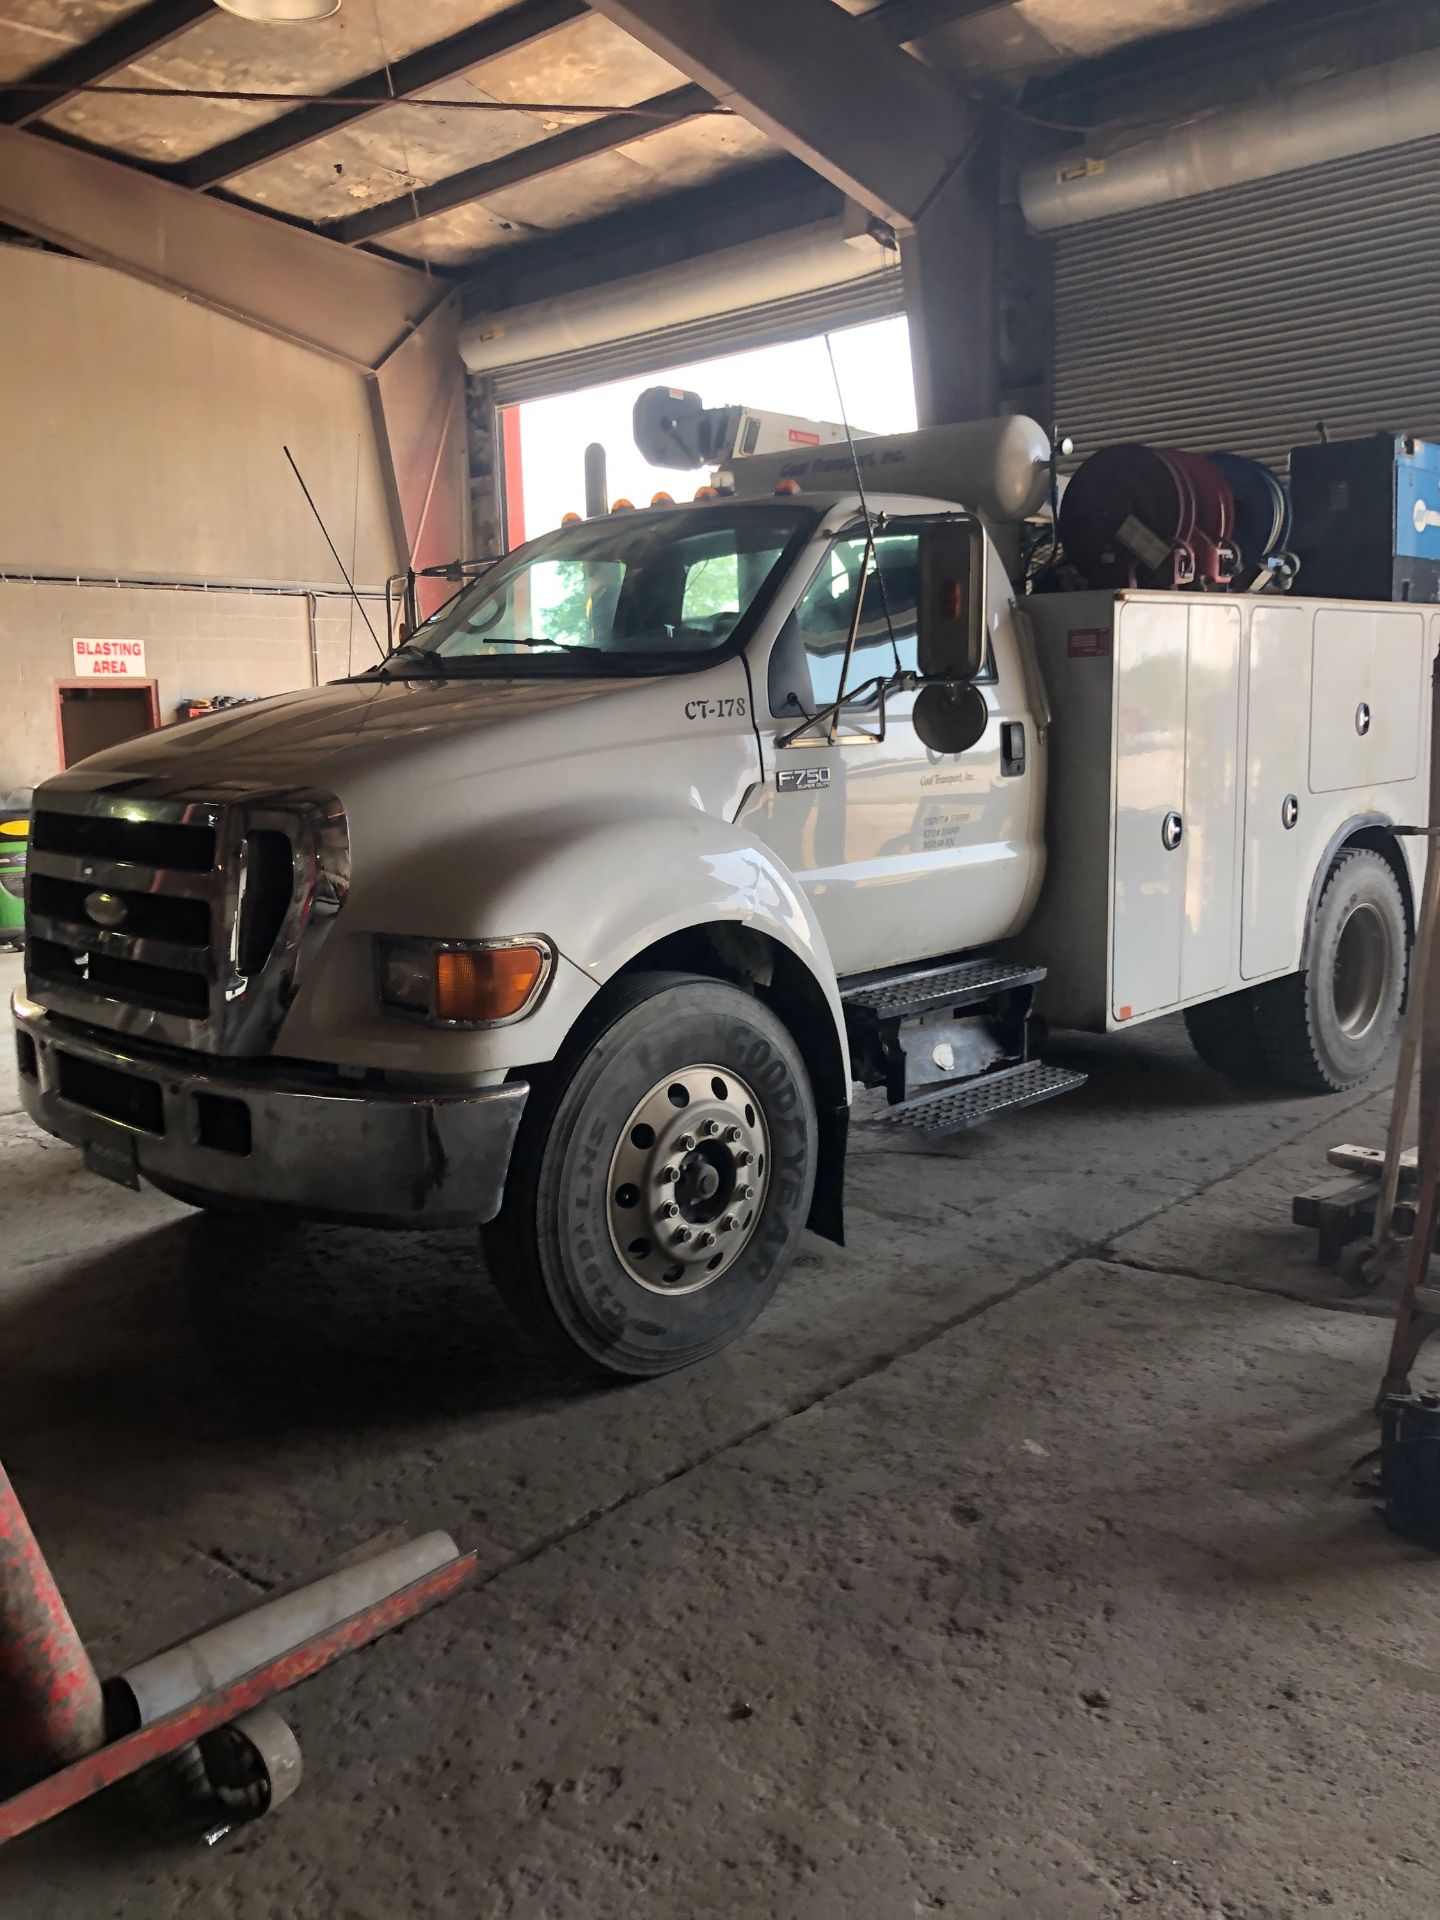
<box><xmin>916</xmin><ymin>521</ymin><xmax>984</xmax><ymax>681</ymax></box>
<box><xmin>913</xmin><ymin>682</ymin><xmax>989</xmax><ymax>756</ymax></box>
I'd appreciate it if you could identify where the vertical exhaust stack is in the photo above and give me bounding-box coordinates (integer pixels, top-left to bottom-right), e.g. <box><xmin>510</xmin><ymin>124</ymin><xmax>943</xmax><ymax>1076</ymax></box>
<box><xmin>583</xmin><ymin>443</ymin><xmax>609</xmax><ymax>519</ymax></box>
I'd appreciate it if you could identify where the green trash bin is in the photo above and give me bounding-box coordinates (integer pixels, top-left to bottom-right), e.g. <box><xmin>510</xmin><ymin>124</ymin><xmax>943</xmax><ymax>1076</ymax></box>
<box><xmin>0</xmin><ymin>805</ymin><xmax>29</xmax><ymax>948</ymax></box>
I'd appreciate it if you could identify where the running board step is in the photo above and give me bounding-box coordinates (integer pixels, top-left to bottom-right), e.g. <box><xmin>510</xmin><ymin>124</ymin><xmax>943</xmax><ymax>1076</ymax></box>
<box><xmin>842</xmin><ymin>958</ymin><xmax>1047</xmax><ymax>1024</ymax></box>
<box><xmin>880</xmin><ymin>1061</ymin><xmax>1087</xmax><ymax>1136</ymax></box>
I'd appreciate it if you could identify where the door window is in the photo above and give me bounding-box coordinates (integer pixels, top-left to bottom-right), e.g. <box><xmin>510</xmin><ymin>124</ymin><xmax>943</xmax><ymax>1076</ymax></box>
<box><xmin>792</xmin><ymin>531</ymin><xmax>919</xmax><ymax>707</ymax></box>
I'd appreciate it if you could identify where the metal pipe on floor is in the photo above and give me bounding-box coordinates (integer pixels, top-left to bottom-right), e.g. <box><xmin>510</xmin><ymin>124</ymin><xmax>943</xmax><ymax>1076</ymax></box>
<box><xmin>110</xmin><ymin>1532</ymin><xmax>461</xmax><ymax>1729</ymax></box>
<box><xmin>0</xmin><ymin>1465</ymin><xmax>105</xmax><ymax>1795</ymax></box>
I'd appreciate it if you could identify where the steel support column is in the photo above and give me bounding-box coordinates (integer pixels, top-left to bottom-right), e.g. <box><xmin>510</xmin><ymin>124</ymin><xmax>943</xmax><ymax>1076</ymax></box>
<box><xmin>372</xmin><ymin>298</ymin><xmax>471</xmax><ymax>616</ymax></box>
<box><xmin>900</xmin><ymin>123</ymin><xmax>1001</xmax><ymax>427</ymax></box>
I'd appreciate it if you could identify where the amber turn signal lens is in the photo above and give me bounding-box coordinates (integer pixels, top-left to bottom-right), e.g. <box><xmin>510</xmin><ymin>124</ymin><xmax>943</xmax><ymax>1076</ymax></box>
<box><xmin>434</xmin><ymin>944</ymin><xmax>546</xmax><ymax>1023</ymax></box>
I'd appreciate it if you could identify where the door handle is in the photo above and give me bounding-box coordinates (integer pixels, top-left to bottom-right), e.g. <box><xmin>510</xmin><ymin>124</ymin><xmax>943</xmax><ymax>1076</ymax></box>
<box><xmin>1162</xmin><ymin>811</ymin><xmax>1184</xmax><ymax>852</ymax></box>
<box><xmin>1000</xmin><ymin>721</ymin><xmax>1026</xmax><ymax>777</ymax></box>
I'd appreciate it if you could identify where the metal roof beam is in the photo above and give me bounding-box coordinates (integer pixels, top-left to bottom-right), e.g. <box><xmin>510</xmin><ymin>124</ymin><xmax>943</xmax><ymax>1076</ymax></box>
<box><xmin>583</xmin><ymin>0</ymin><xmax>977</xmax><ymax>229</ymax></box>
<box><xmin>462</xmin><ymin>155</ymin><xmax>840</xmax><ymax>312</ymax></box>
<box><xmin>869</xmin><ymin>0</ymin><xmax>1014</xmax><ymax>42</ymax></box>
<box><xmin>180</xmin><ymin>0</ymin><xmax>585</xmax><ymax>191</ymax></box>
<box><xmin>0</xmin><ymin>123</ymin><xmax>441</xmax><ymax>369</ymax></box>
<box><xmin>335</xmin><ymin>81</ymin><xmax>714</xmax><ymax>245</ymax></box>
<box><xmin>0</xmin><ymin>0</ymin><xmax>210</xmax><ymax>130</ymax></box>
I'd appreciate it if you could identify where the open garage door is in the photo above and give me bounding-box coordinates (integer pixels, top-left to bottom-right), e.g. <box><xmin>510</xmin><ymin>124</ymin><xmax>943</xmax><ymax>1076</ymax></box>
<box><xmin>466</xmin><ymin>224</ymin><xmax>904</xmax><ymax>407</ymax></box>
<box><xmin>1053</xmin><ymin>132</ymin><xmax>1440</xmax><ymax>469</ymax></box>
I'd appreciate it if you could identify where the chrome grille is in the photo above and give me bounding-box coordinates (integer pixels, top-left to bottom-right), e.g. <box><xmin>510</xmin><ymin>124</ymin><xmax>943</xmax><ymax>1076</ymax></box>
<box><xmin>29</xmin><ymin>808</ymin><xmax>215</xmax><ymax>873</ymax></box>
<box><xmin>23</xmin><ymin>782</ymin><xmax>348</xmax><ymax>1056</ymax></box>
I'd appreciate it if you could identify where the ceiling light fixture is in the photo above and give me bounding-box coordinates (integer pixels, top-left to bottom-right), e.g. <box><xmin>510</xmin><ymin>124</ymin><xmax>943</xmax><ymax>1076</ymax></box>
<box><xmin>213</xmin><ymin>0</ymin><xmax>342</xmax><ymax>21</ymax></box>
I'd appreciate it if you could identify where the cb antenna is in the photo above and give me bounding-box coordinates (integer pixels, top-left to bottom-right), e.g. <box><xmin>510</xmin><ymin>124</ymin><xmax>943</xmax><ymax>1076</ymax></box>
<box><xmin>823</xmin><ymin>335</ymin><xmax>901</xmax><ymax>686</ymax></box>
<box><xmin>283</xmin><ymin>445</ymin><xmax>385</xmax><ymax>659</ymax></box>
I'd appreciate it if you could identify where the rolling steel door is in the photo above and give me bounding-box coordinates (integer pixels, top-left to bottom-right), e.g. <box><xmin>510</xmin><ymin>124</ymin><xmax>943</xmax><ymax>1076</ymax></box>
<box><xmin>1054</xmin><ymin>134</ymin><xmax>1440</xmax><ymax>470</ymax></box>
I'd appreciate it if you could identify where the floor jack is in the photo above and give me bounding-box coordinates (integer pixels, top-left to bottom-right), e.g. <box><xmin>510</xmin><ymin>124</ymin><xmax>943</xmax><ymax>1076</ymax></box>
<box><xmin>0</xmin><ymin>1461</ymin><xmax>476</xmax><ymax>1849</ymax></box>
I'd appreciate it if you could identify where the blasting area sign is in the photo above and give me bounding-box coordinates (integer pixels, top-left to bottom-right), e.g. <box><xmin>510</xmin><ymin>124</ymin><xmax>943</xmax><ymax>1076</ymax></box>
<box><xmin>72</xmin><ymin>638</ymin><xmax>146</xmax><ymax>679</ymax></box>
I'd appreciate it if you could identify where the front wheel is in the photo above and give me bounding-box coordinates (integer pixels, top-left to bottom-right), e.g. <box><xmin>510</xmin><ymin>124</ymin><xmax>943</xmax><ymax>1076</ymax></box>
<box><xmin>483</xmin><ymin>972</ymin><xmax>818</xmax><ymax>1377</ymax></box>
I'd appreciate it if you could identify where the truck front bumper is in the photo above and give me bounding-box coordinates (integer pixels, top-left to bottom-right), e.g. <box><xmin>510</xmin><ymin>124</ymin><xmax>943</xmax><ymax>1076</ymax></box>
<box><xmin>13</xmin><ymin>994</ymin><xmax>529</xmax><ymax>1229</ymax></box>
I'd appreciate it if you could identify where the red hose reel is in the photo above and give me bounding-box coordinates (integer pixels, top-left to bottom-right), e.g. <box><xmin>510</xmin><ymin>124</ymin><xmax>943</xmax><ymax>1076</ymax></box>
<box><xmin>1058</xmin><ymin>444</ymin><xmax>1239</xmax><ymax>589</ymax></box>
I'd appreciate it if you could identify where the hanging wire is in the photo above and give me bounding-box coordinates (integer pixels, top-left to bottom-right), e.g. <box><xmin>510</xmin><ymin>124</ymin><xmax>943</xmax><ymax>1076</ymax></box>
<box><xmin>367</xmin><ymin>0</ymin><xmax>425</xmax><ymax>260</ymax></box>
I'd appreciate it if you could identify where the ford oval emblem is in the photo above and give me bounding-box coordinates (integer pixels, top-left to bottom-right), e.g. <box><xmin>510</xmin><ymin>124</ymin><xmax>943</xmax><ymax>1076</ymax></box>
<box><xmin>84</xmin><ymin>890</ymin><xmax>128</xmax><ymax>930</ymax></box>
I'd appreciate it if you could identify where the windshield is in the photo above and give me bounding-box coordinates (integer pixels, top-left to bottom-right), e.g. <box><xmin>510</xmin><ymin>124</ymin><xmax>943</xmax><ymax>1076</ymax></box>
<box><xmin>391</xmin><ymin>504</ymin><xmax>818</xmax><ymax>676</ymax></box>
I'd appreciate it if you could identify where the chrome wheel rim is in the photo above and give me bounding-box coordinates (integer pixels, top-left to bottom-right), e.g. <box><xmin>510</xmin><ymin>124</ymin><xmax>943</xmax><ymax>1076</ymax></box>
<box><xmin>606</xmin><ymin>1063</ymin><xmax>770</xmax><ymax>1296</ymax></box>
<box><xmin>1332</xmin><ymin>901</ymin><xmax>1391</xmax><ymax>1041</ymax></box>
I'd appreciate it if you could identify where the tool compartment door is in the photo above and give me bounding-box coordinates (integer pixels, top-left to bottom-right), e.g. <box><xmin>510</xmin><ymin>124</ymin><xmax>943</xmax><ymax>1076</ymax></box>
<box><xmin>1178</xmin><ymin>604</ymin><xmax>1242</xmax><ymax>1001</ymax></box>
<box><xmin>1309</xmin><ymin>607</ymin><xmax>1425</xmax><ymax>794</ymax></box>
<box><xmin>1242</xmin><ymin>605</ymin><xmax>1313</xmax><ymax>979</ymax></box>
<box><xmin>1112</xmin><ymin>600</ymin><xmax>1189</xmax><ymax>1019</ymax></box>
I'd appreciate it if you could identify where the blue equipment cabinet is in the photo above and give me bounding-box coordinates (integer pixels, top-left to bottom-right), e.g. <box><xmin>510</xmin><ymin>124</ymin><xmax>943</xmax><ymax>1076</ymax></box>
<box><xmin>1290</xmin><ymin>433</ymin><xmax>1440</xmax><ymax>604</ymax></box>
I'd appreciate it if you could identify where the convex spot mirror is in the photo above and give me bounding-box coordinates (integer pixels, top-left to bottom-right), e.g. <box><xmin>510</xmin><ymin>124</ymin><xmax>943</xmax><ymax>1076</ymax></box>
<box><xmin>916</xmin><ymin>520</ymin><xmax>985</xmax><ymax>683</ymax></box>
<box><xmin>913</xmin><ymin>682</ymin><xmax>989</xmax><ymax>756</ymax></box>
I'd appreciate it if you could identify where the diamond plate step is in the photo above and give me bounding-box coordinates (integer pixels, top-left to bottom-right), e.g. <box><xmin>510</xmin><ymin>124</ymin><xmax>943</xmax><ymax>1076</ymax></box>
<box><xmin>880</xmin><ymin>1060</ymin><xmax>1087</xmax><ymax>1136</ymax></box>
<box><xmin>841</xmin><ymin>958</ymin><xmax>1047</xmax><ymax>1024</ymax></box>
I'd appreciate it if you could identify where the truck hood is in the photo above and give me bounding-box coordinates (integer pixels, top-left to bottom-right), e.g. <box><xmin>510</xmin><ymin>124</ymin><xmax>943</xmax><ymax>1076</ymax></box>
<box><xmin>69</xmin><ymin>673</ymin><xmax>660</xmax><ymax>787</ymax></box>
<box><xmin>42</xmin><ymin>666</ymin><xmax>764</xmax><ymax>865</ymax></box>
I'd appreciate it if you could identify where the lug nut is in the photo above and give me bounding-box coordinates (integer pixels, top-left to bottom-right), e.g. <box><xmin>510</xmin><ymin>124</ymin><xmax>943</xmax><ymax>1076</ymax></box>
<box><xmin>658</xmin><ymin>1165</ymin><xmax>679</xmax><ymax>1185</ymax></box>
<box><xmin>741</xmin><ymin>1185</ymin><xmax>755</xmax><ymax>1201</ymax></box>
<box><xmin>701</xmin><ymin>1119</ymin><xmax>720</xmax><ymax>1138</ymax></box>
<box><xmin>735</xmin><ymin>1151</ymin><xmax>752</xmax><ymax>1168</ymax></box>
<box><xmin>719</xmin><ymin>1214</ymin><xmax>740</xmax><ymax>1233</ymax></box>
<box><xmin>697</xmin><ymin>1231</ymin><xmax>716</xmax><ymax>1249</ymax></box>
<box><xmin>660</xmin><ymin>1201</ymin><xmax>680</xmax><ymax>1220</ymax></box>
<box><xmin>677</xmin><ymin>1133</ymin><xmax>696</xmax><ymax>1153</ymax></box>
<box><xmin>724</xmin><ymin>1125</ymin><xmax>743</xmax><ymax>1144</ymax></box>
<box><xmin>674</xmin><ymin>1227</ymin><xmax>693</xmax><ymax>1245</ymax></box>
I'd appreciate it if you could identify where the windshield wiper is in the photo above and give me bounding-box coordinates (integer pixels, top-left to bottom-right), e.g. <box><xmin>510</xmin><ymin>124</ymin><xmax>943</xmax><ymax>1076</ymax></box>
<box><xmin>343</xmin><ymin>636</ymin><xmax>604</xmax><ymax>683</ymax></box>
<box><xmin>489</xmin><ymin>635</ymin><xmax>602</xmax><ymax>657</ymax></box>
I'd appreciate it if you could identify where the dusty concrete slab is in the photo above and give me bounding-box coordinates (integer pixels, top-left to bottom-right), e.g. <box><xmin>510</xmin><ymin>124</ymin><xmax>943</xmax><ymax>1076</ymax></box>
<box><xmin>1108</xmin><ymin>1082</ymin><xmax>1406</xmax><ymax>1313</ymax></box>
<box><xmin>0</xmin><ymin>950</ymin><xmax>1425</xmax><ymax>1918</ymax></box>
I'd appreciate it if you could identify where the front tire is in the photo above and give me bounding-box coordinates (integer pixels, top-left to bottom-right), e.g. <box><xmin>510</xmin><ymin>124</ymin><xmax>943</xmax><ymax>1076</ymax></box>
<box><xmin>483</xmin><ymin>972</ymin><xmax>817</xmax><ymax>1378</ymax></box>
<box><xmin>1253</xmin><ymin>848</ymin><xmax>1408</xmax><ymax>1093</ymax></box>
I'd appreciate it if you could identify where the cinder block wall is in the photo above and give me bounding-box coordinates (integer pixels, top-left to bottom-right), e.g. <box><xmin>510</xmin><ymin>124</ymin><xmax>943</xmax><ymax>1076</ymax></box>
<box><xmin>0</xmin><ymin>584</ymin><xmax>381</xmax><ymax>793</ymax></box>
<box><xmin>0</xmin><ymin>244</ymin><xmax>403</xmax><ymax>790</ymax></box>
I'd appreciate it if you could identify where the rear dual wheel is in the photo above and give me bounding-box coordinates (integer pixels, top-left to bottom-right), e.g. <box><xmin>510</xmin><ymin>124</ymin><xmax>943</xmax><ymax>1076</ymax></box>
<box><xmin>484</xmin><ymin>972</ymin><xmax>817</xmax><ymax>1378</ymax></box>
<box><xmin>1185</xmin><ymin>849</ymin><xmax>1407</xmax><ymax>1093</ymax></box>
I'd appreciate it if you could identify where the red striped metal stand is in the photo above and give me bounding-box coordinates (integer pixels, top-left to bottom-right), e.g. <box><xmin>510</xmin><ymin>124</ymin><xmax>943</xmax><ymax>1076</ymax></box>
<box><xmin>0</xmin><ymin>1459</ymin><xmax>476</xmax><ymax>1849</ymax></box>
<box><xmin>0</xmin><ymin>1464</ymin><xmax>105</xmax><ymax>1797</ymax></box>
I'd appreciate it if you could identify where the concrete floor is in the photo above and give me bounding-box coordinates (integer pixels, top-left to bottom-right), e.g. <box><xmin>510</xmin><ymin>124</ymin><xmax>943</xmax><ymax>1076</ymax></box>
<box><xmin>0</xmin><ymin>945</ymin><xmax>1434</xmax><ymax>1919</ymax></box>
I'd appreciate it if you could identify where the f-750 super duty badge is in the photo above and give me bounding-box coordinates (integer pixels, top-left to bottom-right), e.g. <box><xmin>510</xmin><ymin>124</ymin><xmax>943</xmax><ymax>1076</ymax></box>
<box><xmin>776</xmin><ymin>766</ymin><xmax>830</xmax><ymax>792</ymax></box>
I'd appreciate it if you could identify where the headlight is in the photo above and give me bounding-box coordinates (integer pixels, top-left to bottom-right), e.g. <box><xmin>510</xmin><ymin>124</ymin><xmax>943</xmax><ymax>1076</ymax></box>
<box><xmin>377</xmin><ymin>936</ymin><xmax>554</xmax><ymax>1027</ymax></box>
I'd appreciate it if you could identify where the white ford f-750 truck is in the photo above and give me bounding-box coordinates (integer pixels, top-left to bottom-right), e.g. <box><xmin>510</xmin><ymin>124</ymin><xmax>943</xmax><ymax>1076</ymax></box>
<box><xmin>15</xmin><ymin>416</ymin><xmax>1435</xmax><ymax>1375</ymax></box>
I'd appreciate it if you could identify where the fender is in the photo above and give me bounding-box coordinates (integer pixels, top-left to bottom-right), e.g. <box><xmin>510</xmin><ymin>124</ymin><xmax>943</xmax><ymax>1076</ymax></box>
<box><xmin>281</xmin><ymin>796</ymin><xmax>849</xmax><ymax>1091</ymax></box>
<box><xmin>497</xmin><ymin>799</ymin><xmax>849</xmax><ymax>1086</ymax></box>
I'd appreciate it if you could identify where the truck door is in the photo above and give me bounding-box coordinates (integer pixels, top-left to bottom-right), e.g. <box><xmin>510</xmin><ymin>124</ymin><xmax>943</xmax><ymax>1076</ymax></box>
<box><xmin>741</xmin><ymin>521</ymin><xmax>1037</xmax><ymax>978</ymax></box>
